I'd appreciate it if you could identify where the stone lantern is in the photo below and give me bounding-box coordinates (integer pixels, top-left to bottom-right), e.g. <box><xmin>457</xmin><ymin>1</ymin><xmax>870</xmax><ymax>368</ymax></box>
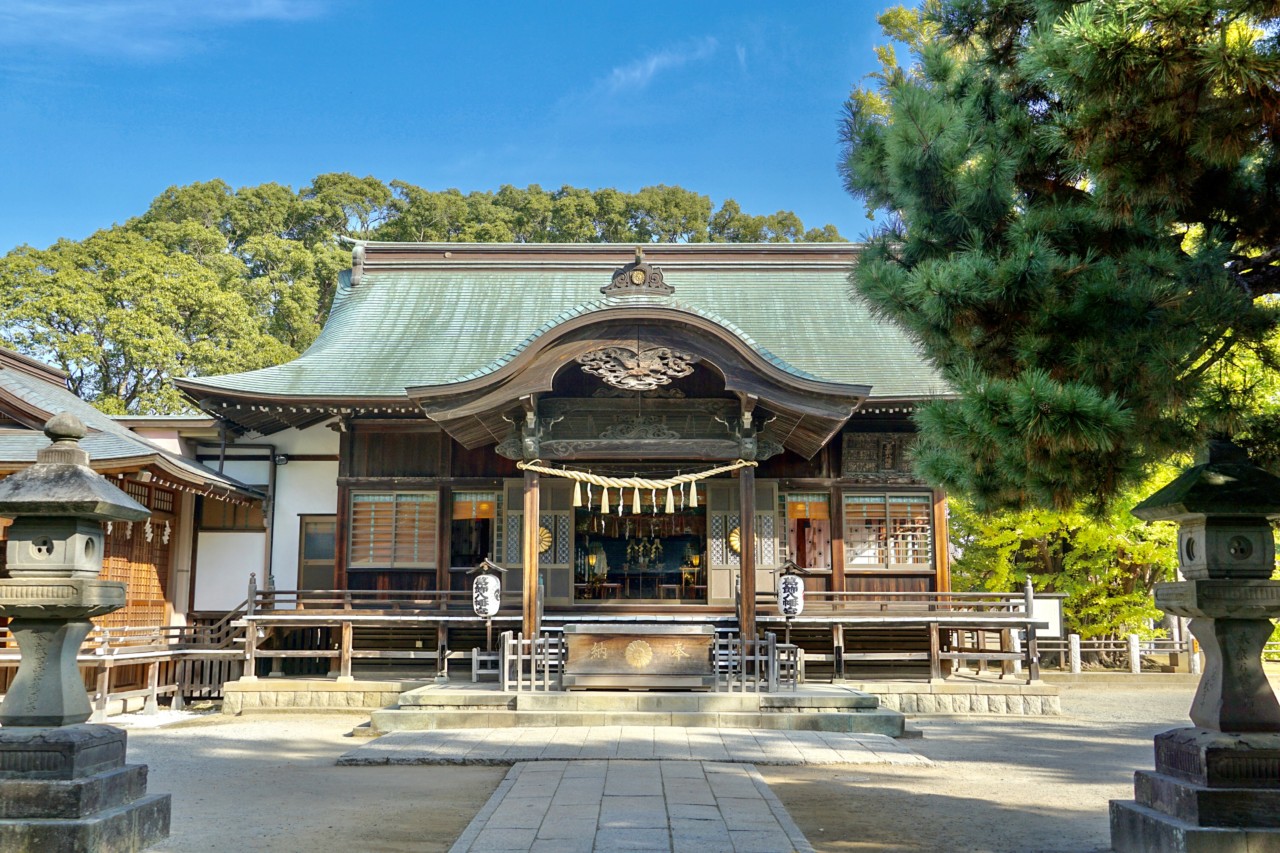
<box><xmin>1111</xmin><ymin>439</ymin><xmax>1280</xmax><ymax>851</ymax></box>
<box><xmin>0</xmin><ymin>413</ymin><xmax>170</xmax><ymax>851</ymax></box>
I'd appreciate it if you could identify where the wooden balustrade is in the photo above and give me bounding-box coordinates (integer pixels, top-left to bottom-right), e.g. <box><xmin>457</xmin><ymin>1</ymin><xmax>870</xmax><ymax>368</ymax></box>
<box><xmin>0</xmin><ymin>623</ymin><xmax>245</xmax><ymax>718</ymax></box>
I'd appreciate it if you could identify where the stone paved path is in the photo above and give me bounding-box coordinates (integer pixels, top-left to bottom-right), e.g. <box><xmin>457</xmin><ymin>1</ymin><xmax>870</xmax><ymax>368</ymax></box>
<box><xmin>447</xmin><ymin>760</ymin><xmax>815</xmax><ymax>853</ymax></box>
<box><xmin>337</xmin><ymin>725</ymin><xmax>927</xmax><ymax>766</ymax></box>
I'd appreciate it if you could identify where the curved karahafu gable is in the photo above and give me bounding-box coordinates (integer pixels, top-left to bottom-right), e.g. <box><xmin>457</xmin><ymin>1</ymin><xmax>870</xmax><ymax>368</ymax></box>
<box><xmin>406</xmin><ymin>305</ymin><xmax>869</xmax><ymax>459</ymax></box>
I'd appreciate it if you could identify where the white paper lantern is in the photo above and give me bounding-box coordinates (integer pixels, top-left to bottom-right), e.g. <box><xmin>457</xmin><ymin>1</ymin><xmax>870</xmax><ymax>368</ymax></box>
<box><xmin>779</xmin><ymin>573</ymin><xmax>805</xmax><ymax>618</ymax></box>
<box><xmin>472</xmin><ymin>572</ymin><xmax>501</xmax><ymax>618</ymax></box>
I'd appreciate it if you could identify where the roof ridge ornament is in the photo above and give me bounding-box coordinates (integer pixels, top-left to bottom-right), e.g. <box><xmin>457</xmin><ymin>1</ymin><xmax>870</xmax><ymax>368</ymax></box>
<box><xmin>602</xmin><ymin>246</ymin><xmax>673</xmax><ymax>297</ymax></box>
<box><xmin>350</xmin><ymin>242</ymin><xmax>366</xmax><ymax>287</ymax></box>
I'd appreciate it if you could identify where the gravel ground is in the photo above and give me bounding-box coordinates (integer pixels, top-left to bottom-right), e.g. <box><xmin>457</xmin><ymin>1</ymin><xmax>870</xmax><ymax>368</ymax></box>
<box><xmin>124</xmin><ymin>675</ymin><xmax>1276</xmax><ymax>853</ymax></box>
<box><xmin>127</xmin><ymin>713</ymin><xmax>506</xmax><ymax>853</ymax></box>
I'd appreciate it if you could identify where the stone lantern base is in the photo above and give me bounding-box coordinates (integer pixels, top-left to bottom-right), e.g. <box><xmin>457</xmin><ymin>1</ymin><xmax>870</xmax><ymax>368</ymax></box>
<box><xmin>1110</xmin><ymin>728</ymin><xmax>1280</xmax><ymax>851</ymax></box>
<box><xmin>0</xmin><ymin>725</ymin><xmax>170</xmax><ymax>853</ymax></box>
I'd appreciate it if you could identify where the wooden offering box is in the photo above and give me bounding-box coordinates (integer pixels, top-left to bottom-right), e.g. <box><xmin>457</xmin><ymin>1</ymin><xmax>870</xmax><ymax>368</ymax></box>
<box><xmin>562</xmin><ymin>624</ymin><xmax>716</xmax><ymax>690</ymax></box>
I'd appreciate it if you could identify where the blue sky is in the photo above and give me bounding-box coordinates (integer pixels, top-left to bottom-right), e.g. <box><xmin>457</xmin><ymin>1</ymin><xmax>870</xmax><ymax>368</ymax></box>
<box><xmin>0</xmin><ymin>1</ymin><xmax>890</xmax><ymax>251</ymax></box>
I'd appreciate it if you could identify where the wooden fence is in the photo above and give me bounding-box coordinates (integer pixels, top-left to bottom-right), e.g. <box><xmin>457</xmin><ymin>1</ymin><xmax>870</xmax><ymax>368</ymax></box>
<box><xmin>1038</xmin><ymin>634</ymin><xmax>1201</xmax><ymax>674</ymax></box>
<box><xmin>0</xmin><ymin>624</ymin><xmax>244</xmax><ymax>720</ymax></box>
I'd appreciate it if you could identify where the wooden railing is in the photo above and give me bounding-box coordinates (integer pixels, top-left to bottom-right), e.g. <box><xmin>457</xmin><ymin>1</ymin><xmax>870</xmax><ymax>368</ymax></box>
<box><xmin>494</xmin><ymin>629</ymin><xmax>796</xmax><ymax>693</ymax></box>
<box><xmin>0</xmin><ymin>623</ymin><xmax>245</xmax><ymax>720</ymax></box>
<box><xmin>714</xmin><ymin>633</ymin><xmax>797</xmax><ymax>693</ymax></box>
<box><xmin>1038</xmin><ymin>634</ymin><xmax>1202</xmax><ymax>674</ymax></box>
<box><xmin>499</xmin><ymin>630</ymin><xmax>564</xmax><ymax>692</ymax></box>
<box><xmin>759</xmin><ymin>589</ymin><xmax>1031</xmax><ymax>616</ymax></box>
<box><xmin>248</xmin><ymin>587</ymin><xmax>477</xmax><ymax>614</ymax></box>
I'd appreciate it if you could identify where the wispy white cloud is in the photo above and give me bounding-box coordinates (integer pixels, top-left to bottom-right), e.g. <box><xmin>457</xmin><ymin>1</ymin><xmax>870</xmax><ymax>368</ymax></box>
<box><xmin>598</xmin><ymin>37</ymin><xmax>719</xmax><ymax>95</ymax></box>
<box><xmin>0</xmin><ymin>1</ymin><xmax>327</xmax><ymax>60</ymax></box>
<box><xmin>735</xmin><ymin>44</ymin><xmax>747</xmax><ymax>73</ymax></box>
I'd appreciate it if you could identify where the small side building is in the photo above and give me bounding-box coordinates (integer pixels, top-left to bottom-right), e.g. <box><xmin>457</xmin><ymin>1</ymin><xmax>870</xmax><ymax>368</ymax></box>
<box><xmin>0</xmin><ymin>348</ymin><xmax>263</xmax><ymax>630</ymax></box>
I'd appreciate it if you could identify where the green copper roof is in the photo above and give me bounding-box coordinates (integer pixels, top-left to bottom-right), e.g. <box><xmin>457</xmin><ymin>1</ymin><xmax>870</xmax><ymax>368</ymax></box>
<box><xmin>182</xmin><ymin>257</ymin><xmax>949</xmax><ymax>401</ymax></box>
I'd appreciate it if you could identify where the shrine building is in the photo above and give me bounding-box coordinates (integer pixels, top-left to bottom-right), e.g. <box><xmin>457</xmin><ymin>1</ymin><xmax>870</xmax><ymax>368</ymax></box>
<box><xmin>174</xmin><ymin>241</ymin><xmax>954</xmax><ymax>646</ymax></box>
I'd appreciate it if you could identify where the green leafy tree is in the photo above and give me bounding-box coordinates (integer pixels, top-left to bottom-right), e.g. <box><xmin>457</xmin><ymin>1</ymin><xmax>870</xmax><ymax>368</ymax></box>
<box><xmin>841</xmin><ymin>1</ymin><xmax>1280</xmax><ymax>511</ymax></box>
<box><xmin>949</xmin><ymin>474</ymin><xmax>1180</xmax><ymax>640</ymax></box>
<box><xmin>0</xmin><ymin>229</ymin><xmax>291</xmax><ymax>413</ymax></box>
<box><xmin>298</xmin><ymin>173</ymin><xmax>393</xmax><ymax>240</ymax></box>
<box><xmin>631</xmin><ymin>185</ymin><xmax>713</xmax><ymax>243</ymax></box>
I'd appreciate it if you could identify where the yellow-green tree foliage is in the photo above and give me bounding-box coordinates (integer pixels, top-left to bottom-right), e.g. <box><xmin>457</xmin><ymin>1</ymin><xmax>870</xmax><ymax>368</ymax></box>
<box><xmin>949</xmin><ymin>474</ymin><xmax>1180</xmax><ymax>639</ymax></box>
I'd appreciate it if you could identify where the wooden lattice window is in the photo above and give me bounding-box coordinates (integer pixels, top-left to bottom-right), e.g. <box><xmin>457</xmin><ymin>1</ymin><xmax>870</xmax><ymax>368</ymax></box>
<box><xmin>98</xmin><ymin>523</ymin><xmax>174</xmax><ymax>630</ymax></box>
<box><xmin>843</xmin><ymin>493</ymin><xmax>933</xmax><ymax>569</ymax></box>
<box><xmin>348</xmin><ymin>492</ymin><xmax>438</xmax><ymax>570</ymax></box>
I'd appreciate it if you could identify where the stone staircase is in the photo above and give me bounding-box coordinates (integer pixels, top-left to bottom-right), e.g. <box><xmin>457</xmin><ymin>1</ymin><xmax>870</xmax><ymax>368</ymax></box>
<box><xmin>367</xmin><ymin>685</ymin><xmax>905</xmax><ymax>736</ymax></box>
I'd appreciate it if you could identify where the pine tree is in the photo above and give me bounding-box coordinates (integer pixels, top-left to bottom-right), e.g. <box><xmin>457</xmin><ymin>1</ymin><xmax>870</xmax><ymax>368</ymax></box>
<box><xmin>841</xmin><ymin>1</ymin><xmax>1280</xmax><ymax>510</ymax></box>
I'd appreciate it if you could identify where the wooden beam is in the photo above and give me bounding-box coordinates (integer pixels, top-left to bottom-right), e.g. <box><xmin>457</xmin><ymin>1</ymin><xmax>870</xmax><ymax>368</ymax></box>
<box><xmin>522</xmin><ymin>470</ymin><xmax>541</xmax><ymax>637</ymax></box>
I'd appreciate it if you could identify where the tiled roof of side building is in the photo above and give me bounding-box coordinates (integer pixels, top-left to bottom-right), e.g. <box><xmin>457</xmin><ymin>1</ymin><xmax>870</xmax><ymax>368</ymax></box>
<box><xmin>0</xmin><ymin>360</ymin><xmax>261</xmax><ymax>497</ymax></box>
<box><xmin>177</xmin><ymin>243</ymin><xmax>952</xmax><ymax>401</ymax></box>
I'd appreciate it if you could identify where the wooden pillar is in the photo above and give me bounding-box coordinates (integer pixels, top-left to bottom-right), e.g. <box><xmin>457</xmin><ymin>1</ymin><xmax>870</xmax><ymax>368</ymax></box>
<box><xmin>334</xmin><ymin>485</ymin><xmax>349</xmax><ymax>590</ymax></box>
<box><xmin>829</xmin><ymin>489</ymin><xmax>845</xmax><ymax>595</ymax></box>
<box><xmin>242</xmin><ymin>620</ymin><xmax>258</xmax><ymax>681</ymax></box>
<box><xmin>144</xmin><ymin>661</ymin><xmax>159</xmax><ymax>714</ymax></box>
<box><xmin>522</xmin><ymin>470</ymin><xmax>541</xmax><ymax>637</ymax></box>
<box><xmin>932</xmin><ymin>488</ymin><xmax>950</xmax><ymax>592</ymax></box>
<box><xmin>438</xmin><ymin>485</ymin><xmax>453</xmax><ymax>596</ymax></box>
<box><xmin>334</xmin><ymin>426</ymin><xmax>352</xmax><ymax>590</ymax></box>
<box><xmin>338</xmin><ymin>621</ymin><xmax>353</xmax><ymax>681</ymax></box>
<box><xmin>928</xmin><ymin>622</ymin><xmax>942</xmax><ymax>682</ymax></box>
<box><xmin>739</xmin><ymin>467</ymin><xmax>756</xmax><ymax>641</ymax></box>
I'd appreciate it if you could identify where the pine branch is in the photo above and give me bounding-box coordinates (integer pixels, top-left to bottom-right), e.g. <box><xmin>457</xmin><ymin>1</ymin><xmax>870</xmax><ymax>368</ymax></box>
<box><xmin>1236</xmin><ymin>264</ymin><xmax>1280</xmax><ymax>299</ymax></box>
<box><xmin>1228</xmin><ymin>243</ymin><xmax>1280</xmax><ymax>274</ymax></box>
<box><xmin>1181</xmin><ymin>334</ymin><xmax>1237</xmax><ymax>384</ymax></box>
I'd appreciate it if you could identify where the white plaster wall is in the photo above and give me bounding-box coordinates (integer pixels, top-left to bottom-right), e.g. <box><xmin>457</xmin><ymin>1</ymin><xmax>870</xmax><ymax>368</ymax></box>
<box><xmin>194</xmin><ymin>531</ymin><xmax>266</xmax><ymax>611</ymax></box>
<box><xmin>218</xmin><ymin>459</ymin><xmax>270</xmax><ymax>486</ymax></box>
<box><xmin>267</xmin><ymin>426</ymin><xmax>340</xmax><ymax>456</ymax></box>
<box><xmin>271</xmin><ymin>456</ymin><xmax>339</xmax><ymax>588</ymax></box>
<box><xmin>131</xmin><ymin>428</ymin><xmax>184</xmax><ymax>455</ymax></box>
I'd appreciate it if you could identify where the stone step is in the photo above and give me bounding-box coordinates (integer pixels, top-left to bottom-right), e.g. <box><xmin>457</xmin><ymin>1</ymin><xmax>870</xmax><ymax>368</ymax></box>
<box><xmin>393</xmin><ymin>688</ymin><xmax>881</xmax><ymax>714</ymax></box>
<box><xmin>0</xmin><ymin>765</ymin><xmax>150</xmax><ymax>820</ymax></box>
<box><xmin>369</xmin><ymin>707</ymin><xmax>905</xmax><ymax>736</ymax></box>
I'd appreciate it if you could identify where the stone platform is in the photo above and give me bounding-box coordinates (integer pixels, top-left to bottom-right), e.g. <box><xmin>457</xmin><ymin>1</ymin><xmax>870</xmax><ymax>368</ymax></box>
<box><xmin>845</xmin><ymin>676</ymin><xmax>1061</xmax><ymax>715</ymax></box>
<box><xmin>220</xmin><ymin>673</ymin><xmax>1060</xmax><ymax>724</ymax></box>
<box><xmin>338</xmin><ymin>726</ymin><xmax>926</xmax><ymax>766</ymax></box>
<box><xmin>368</xmin><ymin>683</ymin><xmax>907</xmax><ymax>737</ymax></box>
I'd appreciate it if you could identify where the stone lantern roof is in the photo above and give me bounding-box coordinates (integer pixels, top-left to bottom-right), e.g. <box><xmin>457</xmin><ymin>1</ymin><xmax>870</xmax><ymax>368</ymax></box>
<box><xmin>1131</xmin><ymin>438</ymin><xmax>1280</xmax><ymax>522</ymax></box>
<box><xmin>0</xmin><ymin>413</ymin><xmax>149</xmax><ymax>522</ymax></box>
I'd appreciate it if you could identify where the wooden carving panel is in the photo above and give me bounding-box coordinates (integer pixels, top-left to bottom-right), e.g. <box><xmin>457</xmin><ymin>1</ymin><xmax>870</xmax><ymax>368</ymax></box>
<box><xmin>841</xmin><ymin>433</ymin><xmax>922</xmax><ymax>484</ymax></box>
